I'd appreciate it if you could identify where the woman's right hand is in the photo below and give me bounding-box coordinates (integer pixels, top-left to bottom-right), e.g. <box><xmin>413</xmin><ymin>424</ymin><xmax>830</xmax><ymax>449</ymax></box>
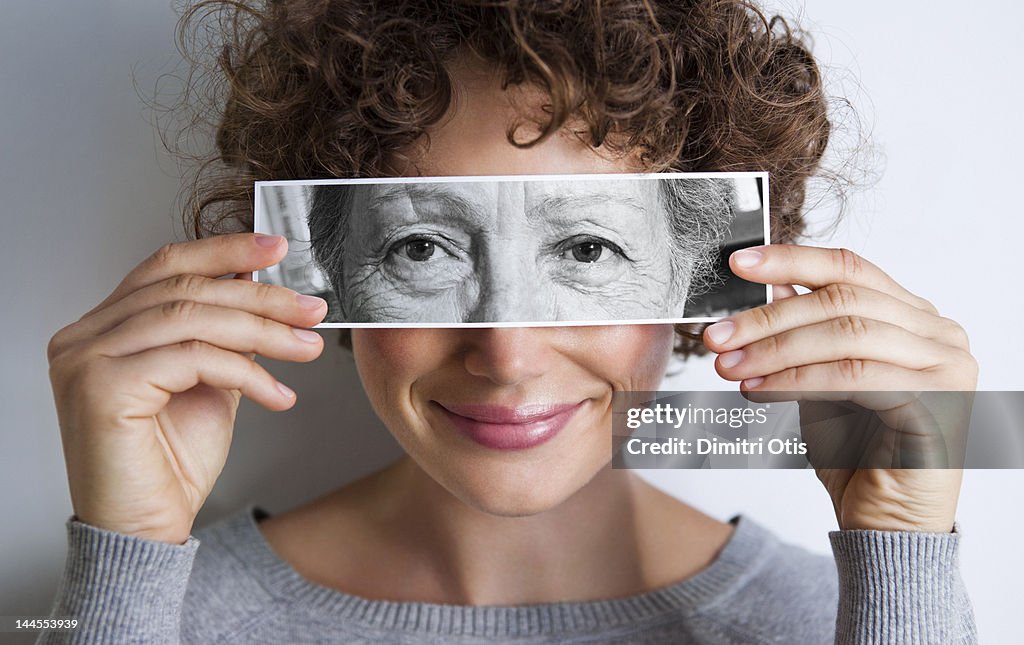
<box><xmin>46</xmin><ymin>233</ymin><xmax>327</xmax><ymax>544</ymax></box>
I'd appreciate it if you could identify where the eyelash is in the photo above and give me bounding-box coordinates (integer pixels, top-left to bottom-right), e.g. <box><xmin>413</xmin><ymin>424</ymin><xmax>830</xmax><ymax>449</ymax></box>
<box><xmin>386</xmin><ymin>233</ymin><xmax>460</xmax><ymax>260</ymax></box>
<box><xmin>384</xmin><ymin>233</ymin><xmax>630</xmax><ymax>264</ymax></box>
<box><xmin>555</xmin><ymin>235</ymin><xmax>631</xmax><ymax>262</ymax></box>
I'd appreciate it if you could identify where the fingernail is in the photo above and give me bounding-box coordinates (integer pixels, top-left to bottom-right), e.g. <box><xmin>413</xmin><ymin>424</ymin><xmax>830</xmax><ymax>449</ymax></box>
<box><xmin>296</xmin><ymin>294</ymin><xmax>327</xmax><ymax>310</ymax></box>
<box><xmin>719</xmin><ymin>350</ymin><xmax>745</xmax><ymax>369</ymax></box>
<box><xmin>254</xmin><ymin>233</ymin><xmax>283</xmax><ymax>248</ymax></box>
<box><xmin>732</xmin><ymin>248</ymin><xmax>763</xmax><ymax>268</ymax></box>
<box><xmin>706</xmin><ymin>320</ymin><xmax>735</xmax><ymax>345</ymax></box>
<box><xmin>743</xmin><ymin>376</ymin><xmax>764</xmax><ymax>389</ymax></box>
<box><xmin>292</xmin><ymin>328</ymin><xmax>321</xmax><ymax>343</ymax></box>
<box><xmin>276</xmin><ymin>381</ymin><xmax>295</xmax><ymax>398</ymax></box>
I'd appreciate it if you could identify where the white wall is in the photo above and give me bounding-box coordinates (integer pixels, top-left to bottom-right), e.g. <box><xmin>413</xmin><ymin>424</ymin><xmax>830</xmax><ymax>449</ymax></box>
<box><xmin>1</xmin><ymin>1</ymin><xmax>1020</xmax><ymax>642</ymax></box>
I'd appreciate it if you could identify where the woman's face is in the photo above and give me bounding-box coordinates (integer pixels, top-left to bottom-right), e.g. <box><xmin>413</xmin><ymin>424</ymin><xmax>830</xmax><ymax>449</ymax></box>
<box><xmin>351</xmin><ymin>56</ymin><xmax>676</xmax><ymax>515</ymax></box>
<box><xmin>341</xmin><ymin>178</ymin><xmax>685</xmax><ymax>322</ymax></box>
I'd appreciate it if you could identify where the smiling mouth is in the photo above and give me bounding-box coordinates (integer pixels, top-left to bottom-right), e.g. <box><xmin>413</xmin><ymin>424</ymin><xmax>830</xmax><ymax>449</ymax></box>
<box><xmin>432</xmin><ymin>401</ymin><xmax>585</xmax><ymax>450</ymax></box>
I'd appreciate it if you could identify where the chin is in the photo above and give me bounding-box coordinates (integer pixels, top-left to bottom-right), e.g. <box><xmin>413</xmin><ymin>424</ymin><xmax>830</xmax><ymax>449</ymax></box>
<box><xmin>426</xmin><ymin>448</ymin><xmax>609</xmax><ymax>518</ymax></box>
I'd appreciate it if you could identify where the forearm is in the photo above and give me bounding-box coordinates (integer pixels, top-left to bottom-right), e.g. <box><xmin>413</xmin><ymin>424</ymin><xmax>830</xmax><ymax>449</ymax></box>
<box><xmin>830</xmin><ymin>525</ymin><xmax>976</xmax><ymax>645</ymax></box>
<box><xmin>37</xmin><ymin>517</ymin><xmax>199</xmax><ymax>645</ymax></box>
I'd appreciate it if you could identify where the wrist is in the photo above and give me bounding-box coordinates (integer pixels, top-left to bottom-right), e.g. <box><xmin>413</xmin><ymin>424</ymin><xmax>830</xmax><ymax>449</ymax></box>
<box><xmin>838</xmin><ymin>518</ymin><xmax>955</xmax><ymax>533</ymax></box>
<box><xmin>830</xmin><ymin>469</ymin><xmax>962</xmax><ymax>533</ymax></box>
<box><xmin>71</xmin><ymin>513</ymin><xmax>194</xmax><ymax>545</ymax></box>
<box><xmin>836</xmin><ymin>505</ymin><xmax>956</xmax><ymax>533</ymax></box>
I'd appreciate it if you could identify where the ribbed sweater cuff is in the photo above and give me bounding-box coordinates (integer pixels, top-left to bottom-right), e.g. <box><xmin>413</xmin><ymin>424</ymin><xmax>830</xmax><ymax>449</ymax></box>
<box><xmin>40</xmin><ymin>516</ymin><xmax>199</xmax><ymax>644</ymax></box>
<box><xmin>829</xmin><ymin>525</ymin><xmax>976</xmax><ymax>645</ymax></box>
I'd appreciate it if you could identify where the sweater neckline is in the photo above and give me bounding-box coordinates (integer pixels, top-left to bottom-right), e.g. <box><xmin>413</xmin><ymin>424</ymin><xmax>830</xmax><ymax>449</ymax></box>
<box><xmin>218</xmin><ymin>503</ymin><xmax>773</xmax><ymax>638</ymax></box>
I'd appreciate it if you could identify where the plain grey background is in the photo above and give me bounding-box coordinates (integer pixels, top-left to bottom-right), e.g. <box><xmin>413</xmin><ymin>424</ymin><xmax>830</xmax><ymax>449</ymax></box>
<box><xmin>1</xmin><ymin>1</ymin><xmax>1022</xmax><ymax>642</ymax></box>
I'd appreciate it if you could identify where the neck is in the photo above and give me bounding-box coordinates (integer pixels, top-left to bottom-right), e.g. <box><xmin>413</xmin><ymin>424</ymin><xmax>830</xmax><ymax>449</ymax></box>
<box><xmin>317</xmin><ymin>456</ymin><xmax>731</xmax><ymax>605</ymax></box>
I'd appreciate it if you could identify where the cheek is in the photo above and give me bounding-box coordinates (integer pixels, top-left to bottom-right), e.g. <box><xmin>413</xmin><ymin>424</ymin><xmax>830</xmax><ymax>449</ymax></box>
<box><xmin>571</xmin><ymin>324</ymin><xmax>675</xmax><ymax>390</ymax></box>
<box><xmin>351</xmin><ymin>329</ymin><xmax>454</xmax><ymax>404</ymax></box>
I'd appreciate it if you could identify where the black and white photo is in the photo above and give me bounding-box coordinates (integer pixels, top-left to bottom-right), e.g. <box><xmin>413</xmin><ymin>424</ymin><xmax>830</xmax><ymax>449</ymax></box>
<box><xmin>255</xmin><ymin>173</ymin><xmax>770</xmax><ymax>326</ymax></box>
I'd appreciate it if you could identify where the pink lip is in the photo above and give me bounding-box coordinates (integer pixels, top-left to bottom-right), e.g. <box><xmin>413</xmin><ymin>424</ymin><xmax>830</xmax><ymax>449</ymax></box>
<box><xmin>433</xmin><ymin>401</ymin><xmax>585</xmax><ymax>451</ymax></box>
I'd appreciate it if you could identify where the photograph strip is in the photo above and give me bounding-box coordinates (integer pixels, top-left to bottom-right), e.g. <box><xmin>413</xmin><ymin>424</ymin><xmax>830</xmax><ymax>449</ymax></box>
<box><xmin>254</xmin><ymin>172</ymin><xmax>771</xmax><ymax>328</ymax></box>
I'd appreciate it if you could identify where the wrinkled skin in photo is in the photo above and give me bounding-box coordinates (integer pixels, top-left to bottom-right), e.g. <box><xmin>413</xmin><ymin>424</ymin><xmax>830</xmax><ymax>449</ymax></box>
<box><xmin>340</xmin><ymin>179</ymin><xmax>687</xmax><ymax>323</ymax></box>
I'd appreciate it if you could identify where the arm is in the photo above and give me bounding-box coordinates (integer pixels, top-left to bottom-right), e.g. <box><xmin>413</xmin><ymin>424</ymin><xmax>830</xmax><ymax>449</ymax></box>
<box><xmin>830</xmin><ymin>526</ymin><xmax>976</xmax><ymax>644</ymax></box>
<box><xmin>37</xmin><ymin>518</ymin><xmax>199</xmax><ymax>645</ymax></box>
<box><xmin>703</xmin><ymin>245</ymin><xmax>980</xmax><ymax>642</ymax></box>
<box><xmin>42</xmin><ymin>235</ymin><xmax>324</xmax><ymax>642</ymax></box>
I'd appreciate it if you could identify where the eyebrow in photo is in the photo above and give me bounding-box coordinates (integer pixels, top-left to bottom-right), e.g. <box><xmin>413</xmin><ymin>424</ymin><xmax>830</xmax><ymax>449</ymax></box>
<box><xmin>367</xmin><ymin>185</ymin><xmax>649</xmax><ymax>221</ymax></box>
<box><xmin>254</xmin><ymin>172</ymin><xmax>771</xmax><ymax>328</ymax></box>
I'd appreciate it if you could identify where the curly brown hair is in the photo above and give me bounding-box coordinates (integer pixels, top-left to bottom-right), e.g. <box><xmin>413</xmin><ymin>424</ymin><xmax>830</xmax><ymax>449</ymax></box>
<box><xmin>170</xmin><ymin>0</ymin><xmax>836</xmax><ymax>355</ymax></box>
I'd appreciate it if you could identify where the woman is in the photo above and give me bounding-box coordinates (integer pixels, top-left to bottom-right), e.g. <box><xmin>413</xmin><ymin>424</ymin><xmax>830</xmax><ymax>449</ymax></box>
<box><xmin>42</xmin><ymin>1</ymin><xmax>978</xmax><ymax>643</ymax></box>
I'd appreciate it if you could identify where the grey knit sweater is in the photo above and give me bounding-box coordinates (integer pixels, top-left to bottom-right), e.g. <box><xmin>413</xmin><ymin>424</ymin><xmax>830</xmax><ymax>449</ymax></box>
<box><xmin>38</xmin><ymin>506</ymin><xmax>977</xmax><ymax>644</ymax></box>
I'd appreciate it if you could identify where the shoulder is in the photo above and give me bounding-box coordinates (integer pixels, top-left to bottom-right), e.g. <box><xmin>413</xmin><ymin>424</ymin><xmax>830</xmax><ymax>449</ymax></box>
<box><xmin>689</xmin><ymin>516</ymin><xmax>838</xmax><ymax>644</ymax></box>
<box><xmin>181</xmin><ymin>506</ymin><xmax>286</xmax><ymax>642</ymax></box>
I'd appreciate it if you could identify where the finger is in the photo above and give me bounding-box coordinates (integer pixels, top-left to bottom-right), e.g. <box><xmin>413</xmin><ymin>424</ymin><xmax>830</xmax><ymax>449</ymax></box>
<box><xmin>740</xmin><ymin>362</ymin><xmax>934</xmax><ymax>400</ymax></box>
<box><xmin>713</xmin><ymin>316</ymin><xmax>968</xmax><ymax>382</ymax></box>
<box><xmin>90</xmin><ymin>341</ymin><xmax>296</xmax><ymax>416</ymax></box>
<box><xmin>92</xmin><ymin>300</ymin><xmax>324</xmax><ymax>362</ymax></box>
<box><xmin>772</xmin><ymin>284</ymin><xmax>798</xmax><ymax>300</ymax></box>
<box><xmin>729</xmin><ymin>245</ymin><xmax>938</xmax><ymax>314</ymax></box>
<box><xmin>86</xmin><ymin>233</ymin><xmax>287</xmax><ymax>316</ymax></box>
<box><xmin>741</xmin><ymin>368</ymin><xmax>970</xmax><ymax>469</ymax></box>
<box><xmin>234</xmin><ymin>272</ymin><xmax>257</xmax><ymax>360</ymax></box>
<box><xmin>63</xmin><ymin>274</ymin><xmax>326</xmax><ymax>344</ymax></box>
<box><xmin>704</xmin><ymin>284</ymin><xmax>968</xmax><ymax>353</ymax></box>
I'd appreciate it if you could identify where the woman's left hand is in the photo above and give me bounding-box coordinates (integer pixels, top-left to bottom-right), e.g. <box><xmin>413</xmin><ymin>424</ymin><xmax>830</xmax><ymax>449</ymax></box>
<box><xmin>703</xmin><ymin>244</ymin><xmax>978</xmax><ymax>533</ymax></box>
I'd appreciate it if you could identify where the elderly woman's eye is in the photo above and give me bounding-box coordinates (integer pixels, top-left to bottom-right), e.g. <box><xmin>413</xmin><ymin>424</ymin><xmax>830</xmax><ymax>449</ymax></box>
<box><xmin>572</xmin><ymin>242</ymin><xmax>603</xmax><ymax>263</ymax></box>
<box><xmin>404</xmin><ymin>238</ymin><xmax>436</xmax><ymax>262</ymax></box>
<box><xmin>558</xmin><ymin>236</ymin><xmax>627</xmax><ymax>264</ymax></box>
<box><xmin>389</xmin><ymin>235</ymin><xmax>451</xmax><ymax>262</ymax></box>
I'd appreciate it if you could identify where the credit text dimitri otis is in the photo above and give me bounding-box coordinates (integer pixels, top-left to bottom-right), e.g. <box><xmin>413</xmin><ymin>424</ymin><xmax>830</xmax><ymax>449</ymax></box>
<box><xmin>623</xmin><ymin>403</ymin><xmax>809</xmax><ymax>457</ymax></box>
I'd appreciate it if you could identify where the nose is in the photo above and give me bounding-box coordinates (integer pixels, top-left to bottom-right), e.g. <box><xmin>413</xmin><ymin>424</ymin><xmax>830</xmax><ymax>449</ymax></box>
<box><xmin>466</xmin><ymin>283</ymin><xmax>542</xmax><ymax>323</ymax></box>
<box><xmin>465</xmin><ymin>251</ymin><xmax>551</xmax><ymax>323</ymax></box>
<box><xmin>462</xmin><ymin>327</ymin><xmax>554</xmax><ymax>386</ymax></box>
